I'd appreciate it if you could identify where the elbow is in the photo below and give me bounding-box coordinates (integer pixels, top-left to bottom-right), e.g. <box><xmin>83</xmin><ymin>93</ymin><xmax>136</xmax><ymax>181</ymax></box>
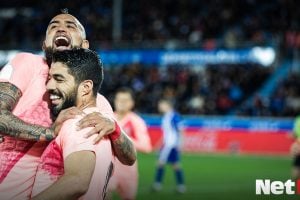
<box><xmin>119</xmin><ymin>148</ymin><xmax>137</xmax><ymax>166</ymax></box>
<box><xmin>75</xmin><ymin>185</ymin><xmax>89</xmax><ymax>197</ymax></box>
<box><xmin>127</xmin><ymin>141</ymin><xmax>137</xmax><ymax>165</ymax></box>
<box><xmin>127</xmin><ymin>151</ymin><xmax>137</xmax><ymax>166</ymax></box>
<box><xmin>69</xmin><ymin>175</ymin><xmax>90</xmax><ymax>197</ymax></box>
<box><xmin>128</xmin><ymin>152</ymin><xmax>137</xmax><ymax>166</ymax></box>
<box><xmin>129</xmin><ymin>147</ymin><xmax>137</xmax><ymax>166</ymax></box>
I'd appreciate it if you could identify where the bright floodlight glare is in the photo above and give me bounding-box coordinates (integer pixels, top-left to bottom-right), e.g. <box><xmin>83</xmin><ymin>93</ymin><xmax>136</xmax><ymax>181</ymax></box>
<box><xmin>251</xmin><ymin>47</ymin><xmax>276</xmax><ymax>67</ymax></box>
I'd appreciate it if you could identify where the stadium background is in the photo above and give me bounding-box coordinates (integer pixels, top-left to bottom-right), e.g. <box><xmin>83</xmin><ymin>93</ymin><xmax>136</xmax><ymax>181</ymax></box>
<box><xmin>0</xmin><ymin>0</ymin><xmax>299</xmax><ymax>199</ymax></box>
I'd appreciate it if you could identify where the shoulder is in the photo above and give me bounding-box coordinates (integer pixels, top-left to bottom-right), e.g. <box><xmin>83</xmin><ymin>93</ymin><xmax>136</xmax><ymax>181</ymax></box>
<box><xmin>131</xmin><ymin>112</ymin><xmax>147</xmax><ymax>124</ymax></box>
<box><xmin>173</xmin><ymin>111</ymin><xmax>181</xmax><ymax>118</ymax></box>
<box><xmin>10</xmin><ymin>52</ymin><xmax>46</xmax><ymax>72</ymax></box>
<box><xmin>59</xmin><ymin>118</ymin><xmax>79</xmax><ymax>136</ymax></box>
<box><xmin>11</xmin><ymin>52</ymin><xmax>43</xmax><ymax>64</ymax></box>
<box><xmin>57</xmin><ymin>117</ymin><xmax>95</xmax><ymax>144</ymax></box>
<box><xmin>171</xmin><ymin>112</ymin><xmax>181</xmax><ymax>123</ymax></box>
<box><xmin>96</xmin><ymin>93</ymin><xmax>111</xmax><ymax>105</ymax></box>
<box><xmin>96</xmin><ymin>93</ymin><xmax>114</xmax><ymax>116</ymax></box>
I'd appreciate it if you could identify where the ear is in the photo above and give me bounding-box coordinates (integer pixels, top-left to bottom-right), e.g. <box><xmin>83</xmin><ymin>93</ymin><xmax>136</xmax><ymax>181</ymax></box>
<box><xmin>79</xmin><ymin>80</ymin><xmax>93</xmax><ymax>96</ymax></box>
<box><xmin>82</xmin><ymin>39</ymin><xmax>89</xmax><ymax>49</ymax></box>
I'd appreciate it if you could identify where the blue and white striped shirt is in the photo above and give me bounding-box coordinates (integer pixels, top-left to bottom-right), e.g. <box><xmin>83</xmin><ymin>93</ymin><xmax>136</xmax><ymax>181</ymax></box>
<box><xmin>161</xmin><ymin>110</ymin><xmax>181</xmax><ymax>148</ymax></box>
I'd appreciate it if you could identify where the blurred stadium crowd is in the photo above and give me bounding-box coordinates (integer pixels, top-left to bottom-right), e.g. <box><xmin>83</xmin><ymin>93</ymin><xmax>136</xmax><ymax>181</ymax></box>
<box><xmin>101</xmin><ymin>63</ymin><xmax>271</xmax><ymax>115</ymax></box>
<box><xmin>0</xmin><ymin>0</ymin><xmax>299</xmax><ymax>116</ymax></box>
<box><xmin>100</xmin><ymin>62</ymin><xmax>299</xmax><ymax>117</ymax></box>
<box><xmin>0</xmin><ymin>0</ymin><xmax>298</xmax><ymax>50</ymax></box>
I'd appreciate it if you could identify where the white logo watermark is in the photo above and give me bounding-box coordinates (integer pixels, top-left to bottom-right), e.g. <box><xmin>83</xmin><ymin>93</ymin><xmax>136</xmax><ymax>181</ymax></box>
<box><xmin>256</xmin><ymin>179</ymin><xmax>299</xmax><ymax>195</ymax></box>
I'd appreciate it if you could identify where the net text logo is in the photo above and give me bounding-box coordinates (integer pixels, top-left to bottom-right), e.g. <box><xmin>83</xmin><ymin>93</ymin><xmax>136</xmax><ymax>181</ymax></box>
<box><xmin>256</xmin><ymin>179</ymin><xmax>300</xmax><ymax>195</ymax></box>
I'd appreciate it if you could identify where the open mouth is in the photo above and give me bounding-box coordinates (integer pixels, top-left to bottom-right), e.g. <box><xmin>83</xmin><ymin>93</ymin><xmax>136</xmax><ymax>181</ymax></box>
<box><xmin>53</xmin><ymin>35</ymin><xmax>71</xmax><ymax>51</ymax></box>
<box><xmin>49</xmin><ymin>93</ymin><xmax>63</xmax><ymax>105</ymax></box>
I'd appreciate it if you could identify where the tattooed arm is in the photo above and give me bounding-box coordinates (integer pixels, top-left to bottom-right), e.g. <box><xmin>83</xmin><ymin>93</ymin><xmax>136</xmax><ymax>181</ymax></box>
<box><xmin>0</xmin><ymin>82</ymin><xmax>54</xmax><ymax>141</ymax></box>
<box><xmin>111</xmin><ymin>130</ymin><xmax>137</xmax><ymax>166</ymax></box>
<box><xmin>77</xmin><ymin>112</ymin><xmax>137</xmax><ymax>166</ymax></box>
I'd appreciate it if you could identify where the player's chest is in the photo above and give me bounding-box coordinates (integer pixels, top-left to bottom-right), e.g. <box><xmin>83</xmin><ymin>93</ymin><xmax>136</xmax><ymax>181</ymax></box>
<box><xmin>38</xmin><ymin>141</ymin><xmax>64</xmax><ymax>177</ymax></box>
<box><xmin>122</xmin><ymin>121</ymin><xmax>136</xmax><ymax>139</ymax></box>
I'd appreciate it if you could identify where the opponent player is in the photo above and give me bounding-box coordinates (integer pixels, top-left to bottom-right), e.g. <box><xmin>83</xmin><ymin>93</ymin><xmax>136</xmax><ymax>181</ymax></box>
<box><xmin>0</xmin><ymin>11</ymin><xmax>135</xmax><ymax>200</ymax></box>
<box><xmin>152</xmin><ymin>98</ymin><xmax>186</xmax><ymax>193</ymax></box>
<box><xmin>109</xmin><ymin>87</ymin><xmax>152</xmax><ymax>200</ymax></box>
<box><xmin>31</xmin><ymin>48</ymin><xmax>114</xmax><ymax>200</ymax></box>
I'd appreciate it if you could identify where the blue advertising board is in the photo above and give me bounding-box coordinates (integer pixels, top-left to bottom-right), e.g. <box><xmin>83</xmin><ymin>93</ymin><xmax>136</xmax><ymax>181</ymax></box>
<box><xmin>142</xmin><ymin>115</ymin><xmax>294</xmax><ymax>132</ymax></box>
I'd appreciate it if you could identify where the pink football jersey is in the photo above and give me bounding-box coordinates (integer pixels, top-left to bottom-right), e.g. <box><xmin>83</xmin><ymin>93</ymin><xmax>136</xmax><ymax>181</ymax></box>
<box><xmin>0</xmin><ymin>53</ymin><xmax>52</xmax><ymax>200</ymax></box>
<box><xmin>109</xmin><ymin>112</ymin><xmax>151</xmax><ymax>199</ymax></box>
<box><xmin>0</xmin><ymin>53</ymin><xmax>115</xmax><ymax>200</ymax></box>
<box><xmin>31</xmin><ymin>107</ymin><xmax>114</xmax><ymax>200</ymax></box>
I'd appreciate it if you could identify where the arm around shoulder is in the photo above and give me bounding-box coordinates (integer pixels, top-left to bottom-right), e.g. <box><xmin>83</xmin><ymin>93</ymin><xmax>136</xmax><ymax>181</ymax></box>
<box><xmin>32</xmin><ymin>150</ymin><xmax>96</xmax><ymax>200</ymax></box>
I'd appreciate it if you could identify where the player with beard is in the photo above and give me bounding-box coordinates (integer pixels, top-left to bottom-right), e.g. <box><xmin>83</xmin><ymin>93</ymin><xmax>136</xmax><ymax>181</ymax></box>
<box><xmin>31</xmin><ymin>48</ymin><xmax>114</xmax><ymax>200</ymax></box>
<box><xmin>0</xmin><ymin>11</ymin><xmax>136</xmax><ymax>200</ymax></box>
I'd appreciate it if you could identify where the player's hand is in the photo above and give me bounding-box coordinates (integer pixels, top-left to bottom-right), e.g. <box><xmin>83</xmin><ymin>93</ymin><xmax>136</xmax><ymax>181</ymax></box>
<box><xmin>76</xmin><ymin>112</ymin><xmax>116</xmax><ymax>144</ymax></box>
<box><xmin>290</xmin><ymin>141</ymin><xmax>300</xmax><ymax>156</ymax></box>
<box><xmin>52</xmin><ymin>107</ymin><xmax>84</xmax><ymax>136</ymax></box>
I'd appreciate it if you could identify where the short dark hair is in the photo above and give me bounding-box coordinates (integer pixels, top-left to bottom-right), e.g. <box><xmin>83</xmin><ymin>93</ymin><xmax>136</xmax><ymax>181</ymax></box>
<box><xmin>116</xmin><ymin>87</ymin><xmax>134</xmax><ymax>99</ymax></box>
<box><xmin>52</xmin><ymin>48</ymin><xmax>103</xmax><ymax>96</ymax></box>
<box><xmin>61</xmin><ymin>8</ymin><xmax>69</xmax><ymax>14</ymax></box>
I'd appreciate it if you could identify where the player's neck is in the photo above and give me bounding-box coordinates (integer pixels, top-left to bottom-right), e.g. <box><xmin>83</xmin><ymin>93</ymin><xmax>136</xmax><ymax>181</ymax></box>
<box><xmin>164</xmin><ymin>108</ymin><xmax>173</xmax><ymax>114</ymax></box>
<box><xmin>115</xmin><ymin>111</ymin><xmax>130</xmax><ymax>121</ymax></box>
<box><xmin>77</xmin><ymin>98</ymin><xmax>96</xmax><ymax>111</ymax></box>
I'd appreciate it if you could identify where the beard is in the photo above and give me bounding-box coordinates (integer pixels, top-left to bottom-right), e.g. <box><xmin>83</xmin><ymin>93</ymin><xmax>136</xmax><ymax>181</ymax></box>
<box><xmin>44</xmin><ymin>43</ymin><xmax>82</xmax><ymax>118</ymax></box>
<box><xmin>50</xmin><ymin>88</ymin><xmax>78</xmax><ymax>118</ymax></box>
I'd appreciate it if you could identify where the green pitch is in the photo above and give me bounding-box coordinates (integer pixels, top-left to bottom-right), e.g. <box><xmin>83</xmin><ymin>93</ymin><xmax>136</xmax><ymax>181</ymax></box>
<box><xmin>112</xmin><ymin>153</ymin><xmax>299</xmax><ymax>200</ymax></box>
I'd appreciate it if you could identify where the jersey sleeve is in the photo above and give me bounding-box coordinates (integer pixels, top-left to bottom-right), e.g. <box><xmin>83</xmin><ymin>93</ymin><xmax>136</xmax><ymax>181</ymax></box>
<box><xmin>96</xmin><ymin>93</ymin><xmax>115</xmax><ymax>120</ymax></box>
<box><xmin>131</xmin><ymin>115</ymin><xmax>152</xmax><ymax>153</ymax></box>
<box><xmin>171</xmin><ymin>113</ymin><xmax>182</xmax><ymax>132</ymax></box>
<box><xmin>0</xmin><ymin>53</ymin><xmax>38</xmax><ymax>94</ymax></box>
<box><xmin>58</xmin><ymin>119</ymin><xmax>98</xmax><ymax>160</ymax></box>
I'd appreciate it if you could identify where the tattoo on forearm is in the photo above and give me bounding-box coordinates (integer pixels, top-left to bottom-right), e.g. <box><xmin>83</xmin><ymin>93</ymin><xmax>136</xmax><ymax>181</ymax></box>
<box><xmin>0</xmin><ymin>82</ymin><xmax>22</xmax><ymax>110</ymax></box>
<box><xmin>0</xmin><ymin>110</ymin><xmax>54</xmax><ymax>141</ymax></box>
<box><xmin>0</xmin><ymin>83</ymin><xmax>54</xmax><ymax>141</ymax></box>
<box><xmin>112</xmin><ymin>132</ymin><xmax>136</xmax><ymax>165</ymax></box>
